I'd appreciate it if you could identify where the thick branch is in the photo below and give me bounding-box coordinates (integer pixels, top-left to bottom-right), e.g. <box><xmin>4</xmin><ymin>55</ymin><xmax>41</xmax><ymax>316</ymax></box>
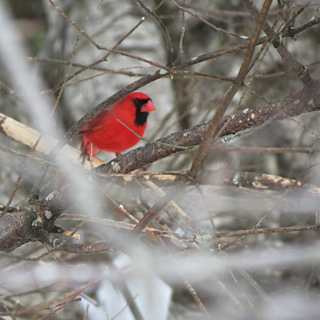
<box><xmin>0</xmin><ymin>112</ymin><xmax>103</xmax><ymax>170</ymax></box>
<box><xmin>97</xmin><ymin>80</ymin><xmax>320</xmax><ymax>174</ymax></box>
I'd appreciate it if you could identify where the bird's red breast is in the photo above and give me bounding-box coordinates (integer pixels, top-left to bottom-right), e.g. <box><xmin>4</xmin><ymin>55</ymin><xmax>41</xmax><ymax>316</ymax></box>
<box><xmin>80</xmin><ymin>92</ymin><xmax>156</xmax><ymax>157</ymax></box>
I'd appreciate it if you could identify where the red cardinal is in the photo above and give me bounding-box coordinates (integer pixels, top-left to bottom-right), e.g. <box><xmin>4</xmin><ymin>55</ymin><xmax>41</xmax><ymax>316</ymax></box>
<box><xmin>80</xmin><ymin>92</ymin><xmax>156</xmax><ymax>158</ymax></box>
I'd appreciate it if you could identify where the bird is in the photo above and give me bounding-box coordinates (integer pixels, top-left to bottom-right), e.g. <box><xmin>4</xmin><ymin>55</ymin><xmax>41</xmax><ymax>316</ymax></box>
<box><xmin>79</xmin><ymin>92</ymin><xmax>156</xmax><ymax>159</ymax></box>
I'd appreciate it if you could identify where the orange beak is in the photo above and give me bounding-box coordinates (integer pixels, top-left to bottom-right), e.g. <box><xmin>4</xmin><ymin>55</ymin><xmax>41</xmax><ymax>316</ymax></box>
<box><xmin>141</xmin><ymin>100</ymin><xmax>156</xmax><ymax>113</ymax></box>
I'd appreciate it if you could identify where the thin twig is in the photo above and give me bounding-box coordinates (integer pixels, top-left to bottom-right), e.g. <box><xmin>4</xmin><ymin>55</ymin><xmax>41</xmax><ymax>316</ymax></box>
<box><xmin>135</xmin><ymin>0</ymin><xmax>173</xmax><ymax>65</ymax></box>
<box><xmin>171</xmin><ymin>0</ymin><xmax>248</xmax><ymax>39</ymax></box>
<box><xmin>48</xmin><ymin>0</ymin><xmax>168</xmax><ymax>71</ymax></box>
<box><xmin>216</xmin><ymin>224</ymin><xmax>320</xmax><ymax>238</ymax></box>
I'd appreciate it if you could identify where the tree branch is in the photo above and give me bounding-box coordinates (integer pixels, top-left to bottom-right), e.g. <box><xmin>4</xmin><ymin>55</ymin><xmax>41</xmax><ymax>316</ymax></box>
<box><xmin>97</xmin><ymin>79</ymin><xmax>320</xmax><ymax>174</ymax></box>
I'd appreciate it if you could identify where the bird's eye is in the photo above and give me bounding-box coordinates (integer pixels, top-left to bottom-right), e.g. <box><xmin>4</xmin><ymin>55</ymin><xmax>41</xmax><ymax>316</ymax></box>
<box><xmin>133</xmin><ymin>98</ymin><xmax>150</xmax><ymax>110</ymax></box>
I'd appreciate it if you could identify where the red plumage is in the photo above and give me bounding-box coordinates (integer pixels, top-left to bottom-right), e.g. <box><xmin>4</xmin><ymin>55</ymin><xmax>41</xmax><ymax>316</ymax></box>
<box><xmin>80</xmin><ymin>92</ymin><xmax>156</xmax><ymax>157</ymax></box>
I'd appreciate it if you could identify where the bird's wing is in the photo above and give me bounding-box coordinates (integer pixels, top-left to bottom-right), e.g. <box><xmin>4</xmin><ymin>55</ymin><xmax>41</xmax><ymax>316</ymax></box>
<box><xmin>79</xmin><ymin>109</ymin><xmax>113</xmax><ymax>135</ymax></box>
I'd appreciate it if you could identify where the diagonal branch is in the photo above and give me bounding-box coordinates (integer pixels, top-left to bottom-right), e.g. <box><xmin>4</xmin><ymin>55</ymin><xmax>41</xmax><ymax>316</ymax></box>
<box><xmin>135</xmin><ymin>0</ymin><xmax>173</xmax><ymax>66</ymax></box>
